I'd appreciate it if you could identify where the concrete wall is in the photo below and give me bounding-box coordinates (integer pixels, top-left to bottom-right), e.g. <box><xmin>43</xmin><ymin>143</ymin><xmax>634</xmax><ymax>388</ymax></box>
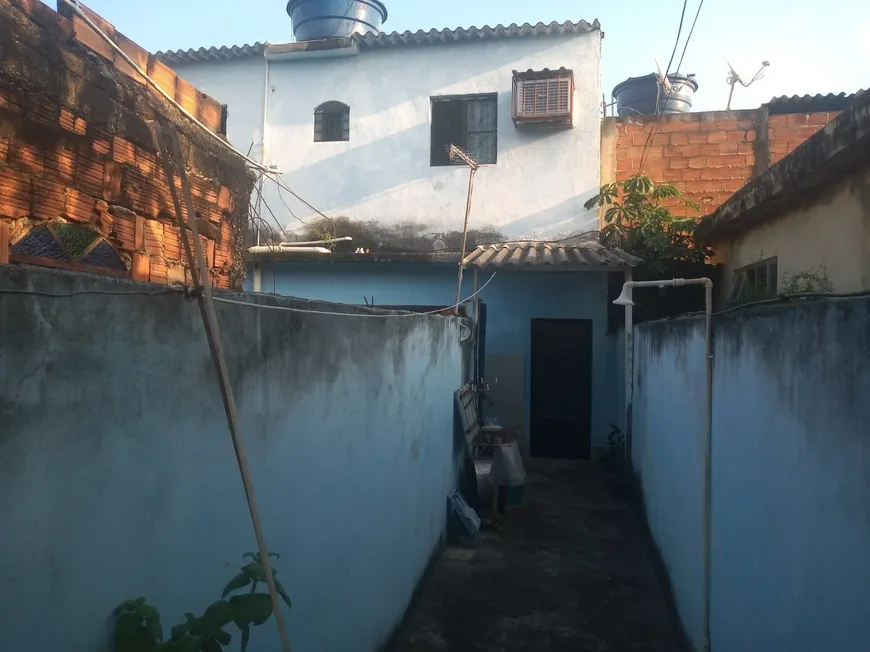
<box><xmin>0</xmin><ymin>264</ymin><xmax>463</xmax><ymax>652</ymax></box>
<box><xmin>171</xmin><ymin>31</ymin><xmax>602</xmax><ymax>244</ymax></box>
<box><xmin>713</xmin><ymin>164</ymin><xmax>870</xmax><ymax>299</ymax></box>
<box><xmin>632</xmin><ymin>297</ymin><xmax>870</xmax><ymax>652</ymax></box>
<box><xmin>249</xmin><ymin>262</ymin><xmax>621</xmax><ymax>454</ymax></box>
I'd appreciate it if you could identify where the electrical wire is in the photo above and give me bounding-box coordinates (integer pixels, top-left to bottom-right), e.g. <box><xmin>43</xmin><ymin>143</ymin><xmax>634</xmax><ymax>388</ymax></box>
<box><xmin>637</xmin><ymin>0</ymin><xmax>707</xmax><ymax>178</ymax></box>
<box><xmin>676</xmin><ymin>0</ymin><xmax>704</xmax><ymax>74</ymax></box>
<box><xmin>0</xmin><ymin>288</ymin><xmax>183</xmax><ymax>298</ymax></box>
<box><xmin>212</xmin><ymin>273</ymin><xmax>497</xmax><ymax>318</ymax></box>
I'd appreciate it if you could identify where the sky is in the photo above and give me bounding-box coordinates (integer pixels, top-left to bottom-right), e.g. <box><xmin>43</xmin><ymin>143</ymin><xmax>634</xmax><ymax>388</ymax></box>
<box><xmin>50</xmin><ymin>0</ymin><xmax>868</xmax><ymax>112</ymax></box>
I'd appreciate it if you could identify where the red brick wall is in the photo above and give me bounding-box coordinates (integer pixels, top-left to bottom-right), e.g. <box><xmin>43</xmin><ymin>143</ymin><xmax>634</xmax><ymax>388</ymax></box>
<box><xmin>0</xmin><ymin>0</ymin><xmax>251</xmax><ymax>289</ymax></box>
<box><xmin>768</xmin><ymin>111</ymin><xmax>840</xmax><ymax>165</ymax></box>
<box><xmin>605</xmin><ymin>108</ymin><xmax>835</xmax><ymax>220</ymax></box>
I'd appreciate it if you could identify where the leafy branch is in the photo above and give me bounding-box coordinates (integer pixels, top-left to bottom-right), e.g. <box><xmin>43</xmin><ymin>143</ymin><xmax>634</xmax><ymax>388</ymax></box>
<box><xmin>112</xmin><ymin>552</ymin><xmax>291</xmax><ymax>652</ymax></box>
<box><xmin>584</xmin><ymin>175</ymin><xmax>713</xmax><ymax>272</ymax></box>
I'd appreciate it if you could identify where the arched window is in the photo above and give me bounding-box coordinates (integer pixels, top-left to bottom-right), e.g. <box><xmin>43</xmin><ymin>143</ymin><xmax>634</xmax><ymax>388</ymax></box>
<box><xmin>314</xmin><ymin>101</ymin><xmax>350</xmax><ymax>142</ymax></box>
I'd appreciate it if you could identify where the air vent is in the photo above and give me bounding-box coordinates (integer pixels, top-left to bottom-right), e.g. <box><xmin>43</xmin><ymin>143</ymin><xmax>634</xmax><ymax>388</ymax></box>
<box><xmin>512</xmin><ymin>68</ymin><xmax>574</xmax><ymax>129</ymax></box>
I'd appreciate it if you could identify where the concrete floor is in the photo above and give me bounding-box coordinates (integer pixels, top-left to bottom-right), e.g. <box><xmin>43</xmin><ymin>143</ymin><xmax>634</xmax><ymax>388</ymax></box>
<box><xmin>389</xmin><ymin>461</ymin><xmax>688</xmax><ymax>652</ymax></box>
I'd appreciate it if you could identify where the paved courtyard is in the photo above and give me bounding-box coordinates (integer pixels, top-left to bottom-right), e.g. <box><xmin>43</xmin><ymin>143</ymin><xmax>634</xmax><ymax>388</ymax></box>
<box><xmin>389</xmin><ymin>461</ymin><xmax>688</xmax><ymax>652</ymax></box>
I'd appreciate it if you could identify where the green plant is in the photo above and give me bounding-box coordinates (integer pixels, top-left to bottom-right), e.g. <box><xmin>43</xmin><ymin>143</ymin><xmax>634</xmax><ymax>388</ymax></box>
<box><xmin>584</xmin><ymin>175</ymin><xmax>713</xmax><ymax>272</ymax></box>
<box><xmin>780</xmin><ymin>266</ymin><xmax>834</xmax><ymax>294</ymax></box>
<box><xmin>112</xmin><ymin>552</ymin><xmax>291</xmax><ymax>652</ymax></box>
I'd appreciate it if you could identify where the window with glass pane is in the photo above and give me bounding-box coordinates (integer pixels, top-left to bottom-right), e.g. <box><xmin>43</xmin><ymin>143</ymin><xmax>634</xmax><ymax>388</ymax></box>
<box><xmin>732</xmin><ymin>257</ymin><xmax>778</xmax><ymax>302</ymax></box>
<box><xmin>430</xmin><ymin>94</ymin><xmax>497</xmax><ymax>166</ymax></box>
<box><xmin>314</xmin><ymin>101</ymin><xmax>350</xmax><ymax>142</ymax></box>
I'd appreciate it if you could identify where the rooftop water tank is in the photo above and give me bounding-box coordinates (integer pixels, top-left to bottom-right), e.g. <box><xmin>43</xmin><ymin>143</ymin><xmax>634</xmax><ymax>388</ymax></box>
<box><xmin>612</xmin><ymin>73</ymin><xmax>699</xmax><ymax>116</ymax></box>
<box><xmin>287</xmin><ymin>0</ymin><xmax>388</xmax><ymax>41</ymax></box>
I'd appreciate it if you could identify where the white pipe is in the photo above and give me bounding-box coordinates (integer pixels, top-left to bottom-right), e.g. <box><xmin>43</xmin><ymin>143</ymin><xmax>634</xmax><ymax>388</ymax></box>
<box><xmin>277</xmin><ymin>236</ymin><xmax>352</xmax><ymax>247</ymax></box>
<box><xmin>252</xmin><ymin>264</ymin><xmax>262</xmax><ymax>293</ymax></box>
<box><xmin>248</xmin><ymin>246</ymin><xmax>331</xmax><ymax>255</ymax></box>
<box><xmin>614</xmin><ymin>276</ymin><xmax>714</xmax><ymax>652</ymax></box>
<box><xmin>59</xmin><ymin>0</ymin><xmax>277</xmax><ymax>175</ymax></box>
<box><xmin>623</xmin><ymin>267</ymin><xmax>633</xmax><ymax>458</ymax></box>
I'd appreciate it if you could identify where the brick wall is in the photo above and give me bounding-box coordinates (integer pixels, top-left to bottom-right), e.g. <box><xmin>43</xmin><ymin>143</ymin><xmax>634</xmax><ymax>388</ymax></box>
<box><xmin>603</xmin><ymin>107</ymin><xmax>836</xmax><ymax>220</ymax></box>
<box><xmin>768</xmin><ymin>111</ymin><xmax>840</xmax><ymax>165</ymax></box>
<box><xmin>0</xmin><ymin>0</ymin><xmax>252</xmax><ymax>289</ymax></box>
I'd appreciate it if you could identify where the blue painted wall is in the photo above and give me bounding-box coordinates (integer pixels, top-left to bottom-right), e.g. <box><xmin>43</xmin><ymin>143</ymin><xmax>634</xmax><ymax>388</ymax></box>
<box><xmin>0</xmin><ymin>265</ymin><xmax>463</xmax><ymax>652</ymax></box>
<box><xmin>249</xmin><ymin>262</ymin><xmax>621</xmax><ymax>452</ymax></box>
<box><xmin>632</xmin><ymin>298</ymin><xmax>870</xmax><ymax>652</ymax></box>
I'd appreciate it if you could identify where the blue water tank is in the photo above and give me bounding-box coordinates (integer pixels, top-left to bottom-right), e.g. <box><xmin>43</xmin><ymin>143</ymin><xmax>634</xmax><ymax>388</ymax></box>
<box><xmin>612</xmin><ymin>73</ymin><xmax>699</xmax><ymax>116</ymax></box>
<box><xmin>287</xmin><ymin>0</ymin><xmax>388</xmax><ymax>41</ymax></box>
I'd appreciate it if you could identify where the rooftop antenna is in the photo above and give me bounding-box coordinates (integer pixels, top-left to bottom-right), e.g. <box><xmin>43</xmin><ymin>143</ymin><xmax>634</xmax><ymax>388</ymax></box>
<box><xmin>725</xmin><ymin>59</ymin><xmax>770</xmax><ymax>110</ymax></box>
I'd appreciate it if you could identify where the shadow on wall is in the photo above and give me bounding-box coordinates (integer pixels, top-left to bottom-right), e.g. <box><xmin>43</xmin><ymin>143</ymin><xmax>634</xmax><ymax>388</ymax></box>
<box><xmin>270</xmin><ymin>37</ymin><xmax>581</xmax><ymax>126</ymax></box>
<box><xmin>266</xmin><ymin>116</ymin><xmax>597</xmax><ymax>241</ymax></box>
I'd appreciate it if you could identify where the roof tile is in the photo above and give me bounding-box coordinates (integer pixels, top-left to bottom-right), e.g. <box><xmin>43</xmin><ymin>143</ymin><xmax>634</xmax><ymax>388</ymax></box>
<box><xmin>156</xmin><ymin>19</ymin><xmax>600</xmax><ymax>64</ymax></box>
<box><xmin>462</xmin><ymin>242</ymin><xmax>640</xmax><ymax>270</ymax></box>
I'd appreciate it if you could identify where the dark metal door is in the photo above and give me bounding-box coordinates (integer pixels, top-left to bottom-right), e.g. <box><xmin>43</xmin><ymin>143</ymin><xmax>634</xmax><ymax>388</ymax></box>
<box><xmin>530</xmin><ymin>318</ymin><xmax>593</xmax><ymax>459</ymax></box>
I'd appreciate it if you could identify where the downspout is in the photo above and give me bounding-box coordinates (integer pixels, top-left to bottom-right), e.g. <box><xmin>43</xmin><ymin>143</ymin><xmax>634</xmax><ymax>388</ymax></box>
<box><xmin>613</xmin><ymin>277</ymin><xmax>714</xmax><ymax>652</ymax></box>
<box><xmin>623</xmin><ymin>266</ymin><xmax>633</xmax><ymax>459</ymax></box>
<box><xmin>472</xmin><ymin>267</ymin><xmax>480</xmax><ymax>385</ymax></box>
<box><xmin>255</xmin><ymin>56</ymin><xmax>271</xmax><ymax>246</ymax></box>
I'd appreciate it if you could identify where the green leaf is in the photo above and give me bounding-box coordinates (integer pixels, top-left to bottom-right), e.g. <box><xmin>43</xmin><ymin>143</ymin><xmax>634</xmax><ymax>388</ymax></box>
<box><xmin>273</xmin><ymin>580</ymin><xmax>292</xmax><ymax>609</ymax></box>
<box><xmin>230</xmin><ymin>593</ymin><xmax>273</xmax><ymax>628</ymax></box>
<box><xmin>115</xmin><ymin>612</ymin><xmax>147</xmax><ymax>640</ymax></box>
<box><xmin>146</xmin><ymin>618</ymin><xmax>164</xmax><ymax>643</ymax></box>
<box><xmin>170</xmin><ymin>623</ymin><xmax>189</xmax><ymax>640</ymax></box>
<box><xmin>215</xmin><ymin>629</ymin><xmax>232</xmax><ymax>646</ymax></box>
<box><xmin>201</xmin><ymin>639</ymin><xmax>222</xmax><ymax>652</ymax></box>
<box><xmin>222</xmin><ymin>571</ymin><xmax>252</xmax><ymax>598</ymax></box>
<box><xmin>240</xmin><ymin>626</ymin><xmax>251</xmax><ymax>652</ymax></box>
<box><xmin>242</xmin><ymin>561</ymin><xmax>275</xmax><ymax>583</ymax></box>
<box><xmin>200</xmin><ymin>600</ymin><xmax>234</xmax><ymax>631</ymax></box>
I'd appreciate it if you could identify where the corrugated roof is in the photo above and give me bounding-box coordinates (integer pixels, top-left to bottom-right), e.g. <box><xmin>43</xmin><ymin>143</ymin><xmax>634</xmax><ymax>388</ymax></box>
<box><xmin>355</xmin><ymin>20</ymin><xmax>600</xmax><ymax>48</ymax></box>
<box><xmin>158</xmin><ymin>43</ymin><xmax>266</xmax><ymax>65</ymax></box>
<box><xmin>462</xmin><ymin>242</ymin><xmax>640</xmax><ymax>270</ymax></box>
<box><xmin>766</xmin><ymin>90</ymin><xmax>864</xmax><ymax>115</ymax></box>
<box><xmin>156</xmin><ymin>19</ymin><xmax>600</xmax><ymax>64</ymax></box>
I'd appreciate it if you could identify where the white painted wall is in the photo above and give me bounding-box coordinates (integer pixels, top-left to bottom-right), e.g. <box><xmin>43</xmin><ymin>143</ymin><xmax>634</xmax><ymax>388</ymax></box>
<box><xmin>172</xmin><ymin>32</ymin><xmax>602</xmax><ymax>242</ymax></box>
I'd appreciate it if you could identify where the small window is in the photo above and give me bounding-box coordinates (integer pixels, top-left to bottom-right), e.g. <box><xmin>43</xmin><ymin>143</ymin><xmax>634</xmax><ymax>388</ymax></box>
<box><xmin>430</xmin><ymin>94</ymin><xmax>497</xmax><ymax>166</ymax></box>
<box><xmin>314</xmin><ymin>101</ymin><xmax>349</xmax><ymax>142</ymax></box>
<box><xmin>732</xmin><ymin>257</ymin><xmax>778</xmax><ymax>302</ymax></box>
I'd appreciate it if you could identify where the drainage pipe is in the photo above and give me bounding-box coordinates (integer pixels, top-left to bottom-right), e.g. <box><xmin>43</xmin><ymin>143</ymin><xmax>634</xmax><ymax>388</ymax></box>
<box><xmin>247</xmin><ymin>246</ymin><xmax>332</xmax><ymax>255</ymax></box>
<box><xmin>613</xmin><ymin>277</ymin><xmax>713</xmax><ymax>652</ymax></box>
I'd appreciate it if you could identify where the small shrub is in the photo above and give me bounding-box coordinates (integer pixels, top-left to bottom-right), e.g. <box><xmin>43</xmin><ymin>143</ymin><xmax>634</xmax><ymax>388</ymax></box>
<box><xmin>112</xmin><ymin>552</ymin><xmax>291</xmax><ymax>652</ymax></box>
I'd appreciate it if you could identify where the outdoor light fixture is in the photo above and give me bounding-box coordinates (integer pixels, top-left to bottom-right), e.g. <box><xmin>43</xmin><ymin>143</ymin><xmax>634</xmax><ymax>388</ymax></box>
<box><xmin>612</xmin><ymin>285</ymin><xmax>635</xmax><ymax>306</ymax></box>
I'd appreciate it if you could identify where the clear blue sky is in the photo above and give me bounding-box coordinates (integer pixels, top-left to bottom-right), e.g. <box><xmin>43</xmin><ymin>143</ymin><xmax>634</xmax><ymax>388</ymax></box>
<box><xmin>50</xmin><ymin>0</ymin><xmax>868</xmax><ymax>112</ymax></box>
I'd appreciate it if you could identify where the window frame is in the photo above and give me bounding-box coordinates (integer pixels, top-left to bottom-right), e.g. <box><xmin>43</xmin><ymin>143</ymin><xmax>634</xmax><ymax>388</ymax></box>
<box><xmin>732</xmin><ymin>257</ymin><xmax>778</xmax><ymax>302</ymax></box>
<box><xmin>429</xmin><ymin>93</ymin><xmax>498</xmax><ymax>167</ymax></box>
<box><xmin>314</xmin><ymin>101</ymin><xmax>350</xmax><ymax>142</ymax></box>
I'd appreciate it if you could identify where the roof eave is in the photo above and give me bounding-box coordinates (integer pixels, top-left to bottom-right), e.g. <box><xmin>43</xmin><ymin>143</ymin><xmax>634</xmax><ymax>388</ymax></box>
<box><xmin>698</xmin><ymin>91</ymin><xmax>870</xmax><ymax>242</ymax></box>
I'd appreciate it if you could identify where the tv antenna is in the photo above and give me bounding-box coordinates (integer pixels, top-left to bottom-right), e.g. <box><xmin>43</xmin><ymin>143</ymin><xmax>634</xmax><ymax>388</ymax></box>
<box><xmin>725</xmin><ymin>59</ymin><xmax>770</xmax><ymax>110</ymax></box>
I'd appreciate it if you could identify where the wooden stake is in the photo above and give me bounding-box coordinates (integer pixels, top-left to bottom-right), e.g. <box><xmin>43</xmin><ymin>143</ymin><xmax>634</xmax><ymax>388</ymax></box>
<box><xmin>154</xmin><ymin>123</ymin><xmax>292</xmax><ymax>652</ymax></box>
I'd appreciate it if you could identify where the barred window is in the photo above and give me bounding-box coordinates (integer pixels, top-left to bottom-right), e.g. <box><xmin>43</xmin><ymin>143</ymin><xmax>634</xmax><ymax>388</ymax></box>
<box><xmin>430</xmin><ymin>94</ymin><xmax>497</xmax><ymax>166</ymax></box>
<box><xmin>314</xmin><ymin>101</ymin><xmax>350</xmax><ymax>142</ymax></box>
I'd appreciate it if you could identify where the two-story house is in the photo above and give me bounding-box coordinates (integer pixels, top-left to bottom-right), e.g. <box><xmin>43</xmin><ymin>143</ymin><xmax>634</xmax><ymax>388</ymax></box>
<box><xmin>159</xmin><ymin>4</ymin><xmax>636</xmax><ymax>459</ymax></box>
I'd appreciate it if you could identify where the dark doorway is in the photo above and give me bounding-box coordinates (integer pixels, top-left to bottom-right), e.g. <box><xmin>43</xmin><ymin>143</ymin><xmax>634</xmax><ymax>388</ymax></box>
<box><xmin>530</xmin><ymin>318</ymin><xmax>593</xmax><ymax>459</ymax></box>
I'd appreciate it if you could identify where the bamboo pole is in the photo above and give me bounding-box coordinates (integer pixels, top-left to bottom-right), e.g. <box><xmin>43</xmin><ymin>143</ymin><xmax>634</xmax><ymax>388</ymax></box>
<box><xmin>154</xmin><ymin>123</ymin><xmax>292</xmax><ymax>652</ymax></box>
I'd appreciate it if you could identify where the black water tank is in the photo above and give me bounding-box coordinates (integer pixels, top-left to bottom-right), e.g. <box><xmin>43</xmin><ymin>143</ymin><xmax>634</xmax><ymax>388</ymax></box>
<box><xmin>287</xmin><ymin>0</ymin><xmax>388</xmax><ymax>41</ymax></box>
<box><xmin>612</xmin><ymin>73</ymin><xmax>699</xmax><ymax>116</ymax></box>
